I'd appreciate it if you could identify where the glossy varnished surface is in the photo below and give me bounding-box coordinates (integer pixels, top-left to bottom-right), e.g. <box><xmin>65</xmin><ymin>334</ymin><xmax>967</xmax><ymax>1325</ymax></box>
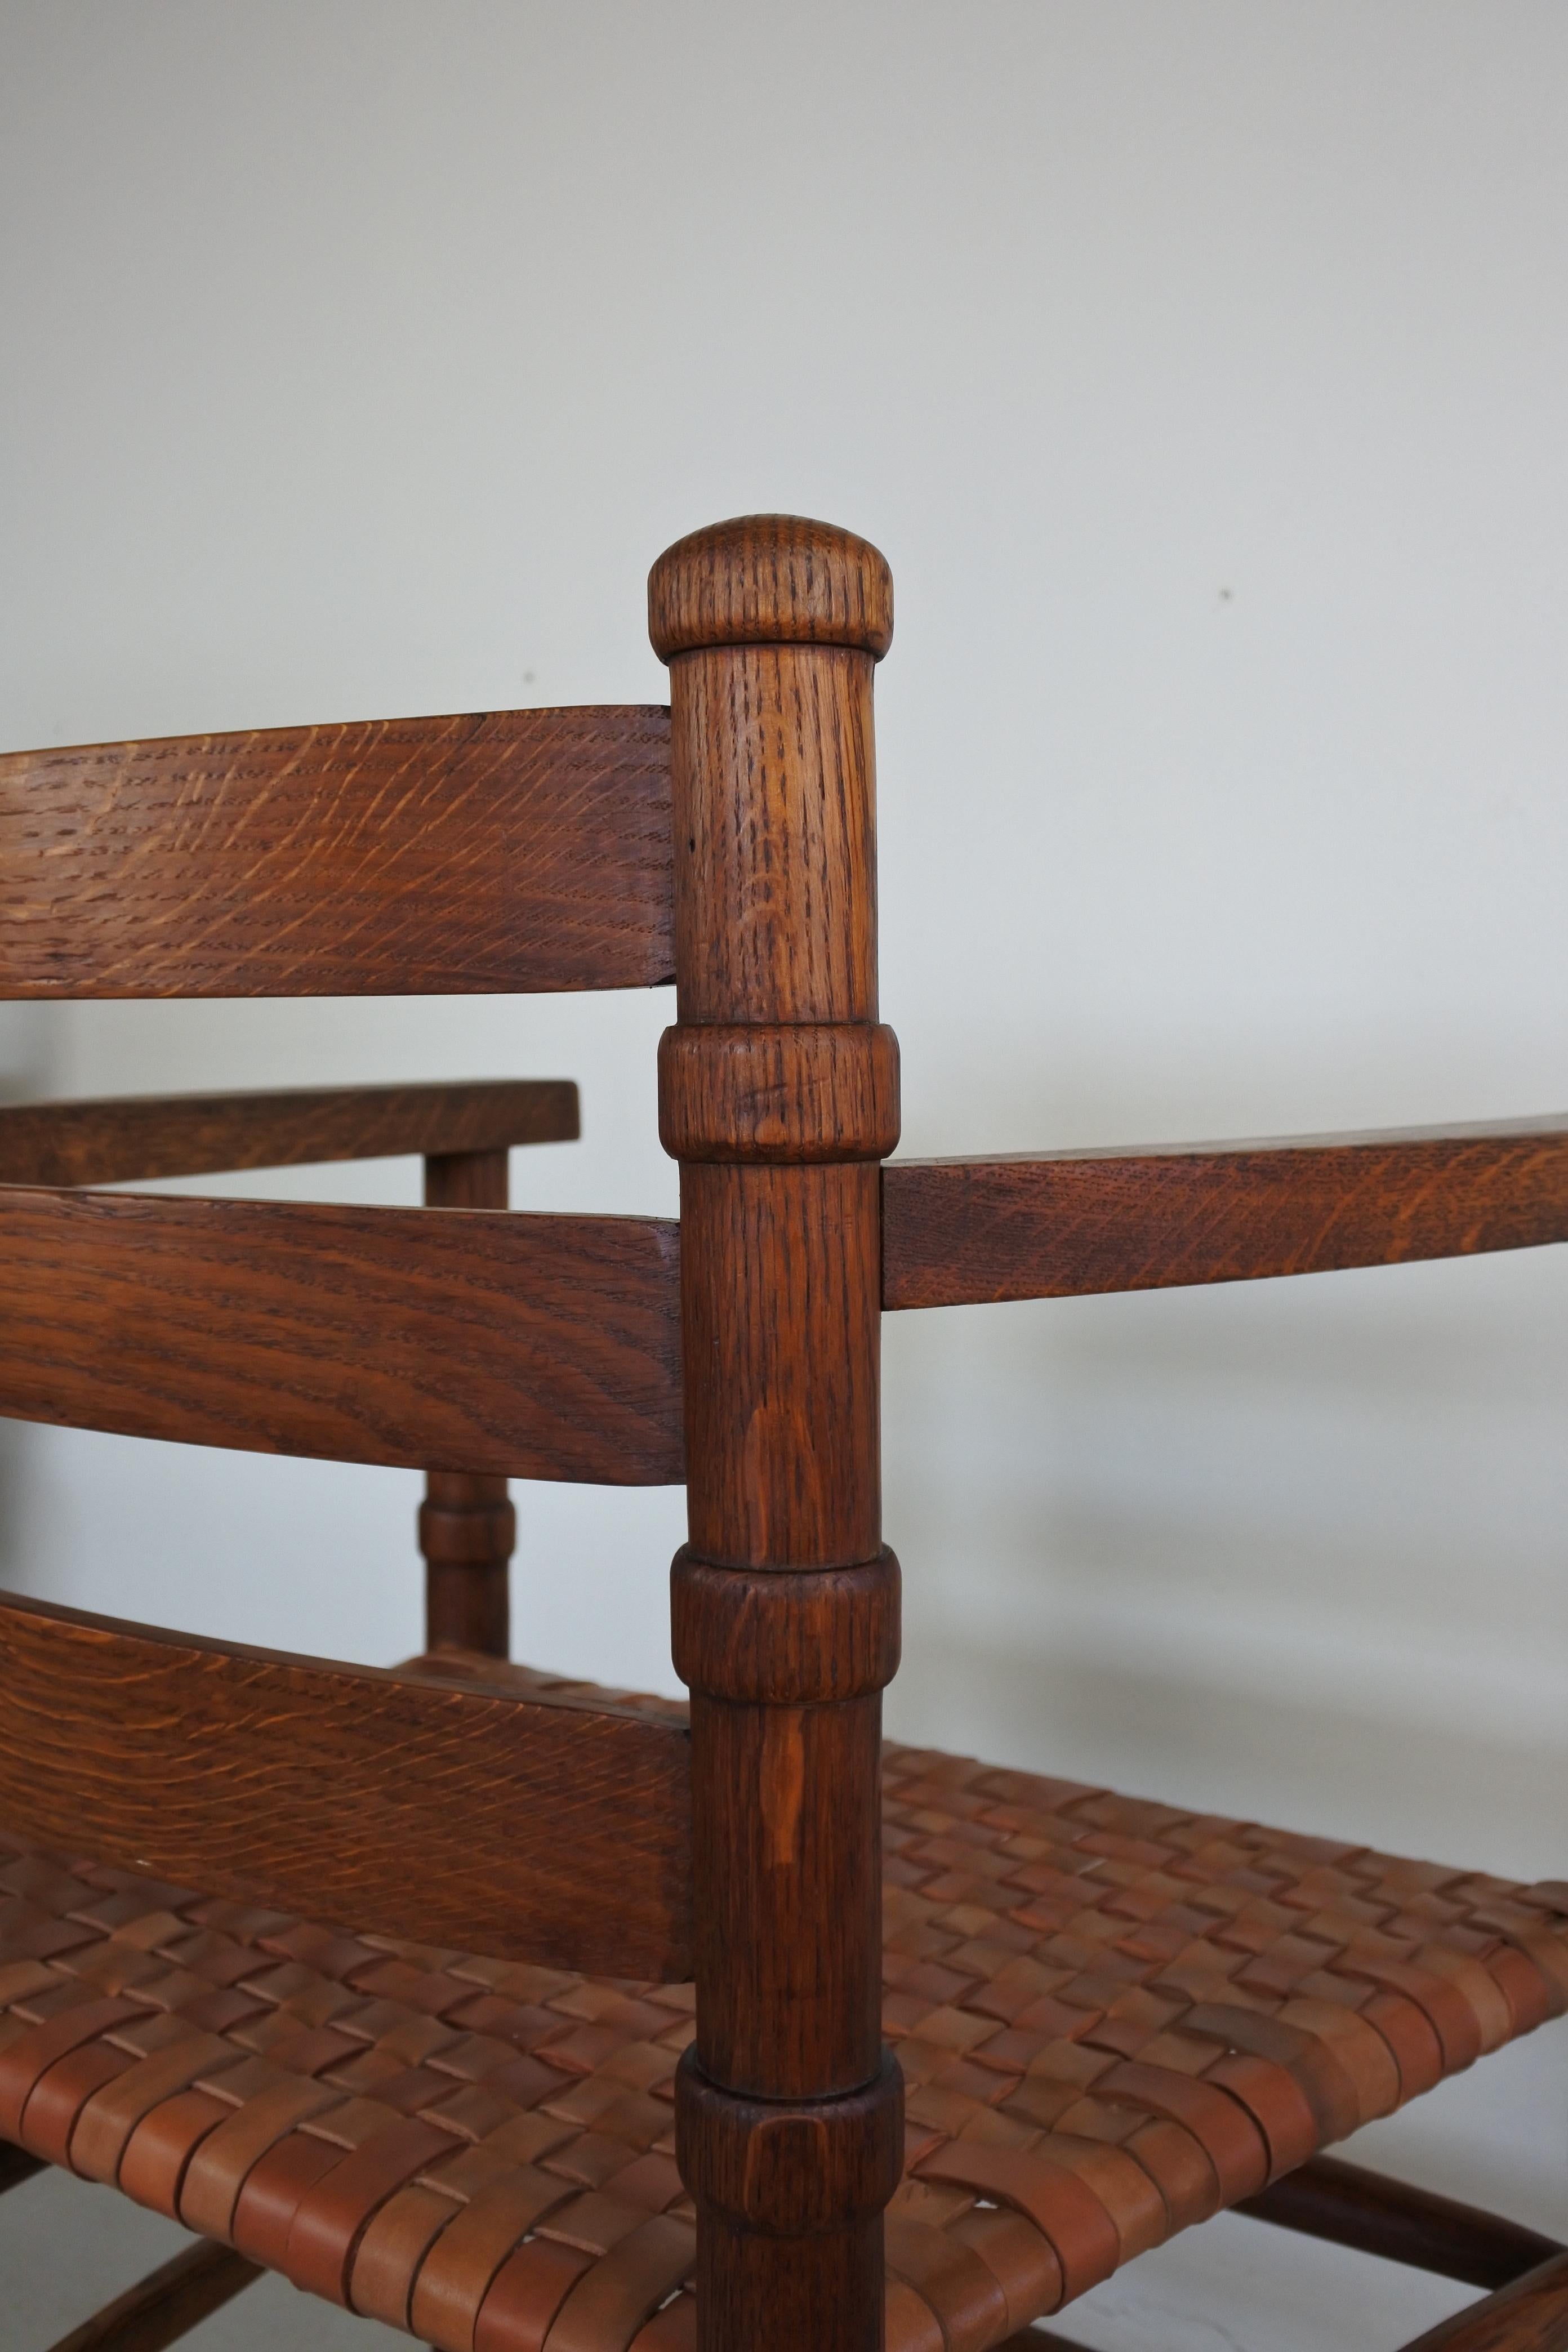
<box><xmin>0</xmin><ymin>1186</ymin><xmax>683</xmax><ymax>1484</ymax></box>
<box><xmin>0</xmin><ymin>707</ymin><xmax>673</xmax><ymax>997</ymax></box>
<box><xmin>0</xmin><ymin>1080</ymin><xmax>578</xmax><ymax>1188</ymax></box>
<box><xmin>0</xmin><ymin>1598</ymin><xmax>692</xmax><ymax>1977</ymax></box>
<box><xmin>882</xmin><ymin>1117</ymin><xmax>1568</xmax><ymax>1308</ymax></box>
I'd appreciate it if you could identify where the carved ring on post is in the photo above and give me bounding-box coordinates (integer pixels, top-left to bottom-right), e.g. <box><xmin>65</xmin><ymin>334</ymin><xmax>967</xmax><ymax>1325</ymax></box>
<box><xmin>671</xmin><ymin>1550</ymin><xmax>901</xmax><ymax>1704</ymax></box>
<box><xmin>658</xmin><ymin>1023</ymin><xmax>901</xmax><ymax>1165</ymax></box>
<box><xmin>416</xmin><ymin>1498</ymin><xmax>516</xmax><ymax>1564</ymax></box>
<box><xmin>675</xmin><ymin>2048</ymin><xmax>905</xmax><ymax>2235</ymax></box>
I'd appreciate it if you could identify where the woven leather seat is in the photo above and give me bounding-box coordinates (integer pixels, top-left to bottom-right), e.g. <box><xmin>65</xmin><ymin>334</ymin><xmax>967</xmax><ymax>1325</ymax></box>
<box><xmin>3</xmin><ymin>1660</ymin><xmax>1564</xmax><ymax>2352</ymax></box>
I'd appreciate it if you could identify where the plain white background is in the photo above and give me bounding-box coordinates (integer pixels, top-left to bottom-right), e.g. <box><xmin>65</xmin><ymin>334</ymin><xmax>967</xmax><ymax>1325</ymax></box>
<box><xmin>1</xmin><ymin>6</ymin><xmax>1565</xmax><ymax>2344</ymax></box>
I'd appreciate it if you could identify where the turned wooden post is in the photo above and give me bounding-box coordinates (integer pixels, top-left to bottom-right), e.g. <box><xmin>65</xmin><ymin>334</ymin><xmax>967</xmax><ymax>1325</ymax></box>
<box><xmin>651</xmin><ymin>516</ymin><xmax>903</xmax><ymax>2350</ymax></box>
<box><xmin>419</xmin><ymin>1148</ymin><xmax>515</xmax><ymax>1656</ymax></box>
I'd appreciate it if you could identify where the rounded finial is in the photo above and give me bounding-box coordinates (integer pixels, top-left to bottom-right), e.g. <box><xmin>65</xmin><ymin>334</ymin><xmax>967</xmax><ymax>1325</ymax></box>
<box><xmin>648</xmin><ymin>514</ymin><xmax>893</xmax><ymax>663</ymax></box>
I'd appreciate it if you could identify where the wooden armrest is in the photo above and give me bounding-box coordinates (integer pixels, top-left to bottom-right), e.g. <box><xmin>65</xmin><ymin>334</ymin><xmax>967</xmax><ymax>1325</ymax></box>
<box><xmin>0</xmin><ymin>1078</ymin><xmax>577</xmax><ymax>1188</ymax></box>
<box><xmin>883</xmin><ymin>1115</ymin><xmax>1568</xmax><ymax>1308</ymax></box>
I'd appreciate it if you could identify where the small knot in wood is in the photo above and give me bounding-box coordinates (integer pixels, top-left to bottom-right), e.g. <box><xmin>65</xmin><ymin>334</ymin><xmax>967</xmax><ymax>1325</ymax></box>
<box><xmin>648</xmin><ymin>514</ymin><xmax>893</xmax><ymax>662</ymax></box>
<box><xmin>658</xmin><ymin>1023</ymin><xmax>900</xmax><ymax>1165</ymax></box>
<box><xmin>675</xmin><ymin>2048</ymin><xmax>903</xmax><ymax>2234</ymax></box>
<box><xmin>671</xmin><ymin>1551</ymin><xmax>899</xmax><ymax>1704</ymax></box>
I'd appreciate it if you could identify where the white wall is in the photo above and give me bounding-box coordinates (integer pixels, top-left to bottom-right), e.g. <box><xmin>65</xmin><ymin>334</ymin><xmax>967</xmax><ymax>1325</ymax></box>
<box><xmin>2</xmin><ymin>0</ymin><xmax>1564</xmax><ymax>2312</ymax></box>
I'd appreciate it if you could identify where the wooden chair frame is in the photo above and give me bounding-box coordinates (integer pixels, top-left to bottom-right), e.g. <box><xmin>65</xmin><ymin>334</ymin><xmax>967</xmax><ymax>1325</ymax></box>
<box><xmin>1</xmin><ymin>516</ymin><xmax>1565</xmax><ymax>2352</ymax></box>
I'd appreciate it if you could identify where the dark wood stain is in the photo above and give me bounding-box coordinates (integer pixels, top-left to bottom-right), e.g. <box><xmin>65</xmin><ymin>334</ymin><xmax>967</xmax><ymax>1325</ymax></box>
<box><xmin>1237</xmin><ymin>2155</ymin><xmax>1564</xmax><ymax>2291</ymax></box>
<box><xmin>883</xmin><ymin>1118</ymin><xmax>1568</xmax><ymax>1309</ymax></box>
<box><xmin>652</xmin><ymin>514</ymin><xmax>902</xmax><ymax>2349</ymax></box>
<box><xmin>0</xmin><ymin>1080</ymin><xmax>578</xmax><ymax>1188</ymax></box>
<box><xmin>43</xmin><ymin>2240</ymin><xmax>261</xmax><ymax>2352</ymax></box>
<box><xmin>0</xmin><ymin>707</ymin><xmax>674</xmax><ymax>997</ymax></box>
<box><xmin>0</xmin><ymin>1593</ymin><xmax>692</xmax><ymax>1979</ymax></box>
<box><xmin>0</xmin><ymin>1186</ymin><xmax>683</xmax><ymax>1485</ymax></box>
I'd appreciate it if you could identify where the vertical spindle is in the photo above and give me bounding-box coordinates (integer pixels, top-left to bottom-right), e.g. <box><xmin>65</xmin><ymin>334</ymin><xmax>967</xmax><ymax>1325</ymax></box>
<box><xmin>419</xmin><ymin>1148</ymin><xmax>514</xmax><ymax>1658</ymax></box>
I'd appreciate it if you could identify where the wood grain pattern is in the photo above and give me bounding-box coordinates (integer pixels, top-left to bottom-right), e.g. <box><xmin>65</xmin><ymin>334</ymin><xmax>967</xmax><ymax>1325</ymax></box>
<box><xmin>0</xmin><ymin>706</ymin><xmax>673</xmax><ymax>998</ymax></box>
<box><xmin>658</xmin><ymin>1023</ymin><xmax>900</xmax><ymax>1164</ymax></box>
<box><xmin>44</xmin><ymin>2241</ymin><xmax>261</xmax><ymax>2352</ymax></box>
<box><xmin>1395</xmin><ymin>2254</ymin><xmax>1568</xmax><ymax>2351</ymax></box>
<box><xmin>653</xmin><ymin>514</ymin><xmax>898</xmax><ymax>2352</ymax></box>
<box><xmin>0</xmin><ymin>1186</ymin><xmax>683</xmax><ymax>1485</ymax></box>
<box><xmin>648</xmin><ymin>513</ymin><xmax>894</xmax><ymax>662</ymax></box>
<box><xmin>882</xmin><ymin>1117</ymin><xmax>1568</xmax><ymax>1309</ymax></box>
<box><xmin>1236</xmin><ymin>2157</ymin><xmax>1564</xmax><ymax>2290</ymax></box>
<box><xmin>0</xmin><ymin>1081</ymin><xmax>578</xmax><ymax>1189</ymax></box>
<box><xmin>0</xmin><ymin>1593</ymin><xmax>693</xmax><ymax>1977</ymax></box>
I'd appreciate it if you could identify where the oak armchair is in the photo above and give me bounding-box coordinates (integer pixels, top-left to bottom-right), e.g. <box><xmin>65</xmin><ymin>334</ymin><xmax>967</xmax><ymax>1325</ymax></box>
<box><xmin>0</xmin><ymin>516</ymin><xmax>1565</xmax><ymax>2352</ymax></box>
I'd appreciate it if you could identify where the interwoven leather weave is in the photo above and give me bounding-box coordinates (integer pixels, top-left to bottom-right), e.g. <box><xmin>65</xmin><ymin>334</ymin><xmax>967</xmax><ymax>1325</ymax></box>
<box><xmin>2</xmin><ymin>1676</ymin><xmax>1565</xmax><ymax>2352</ymax></box>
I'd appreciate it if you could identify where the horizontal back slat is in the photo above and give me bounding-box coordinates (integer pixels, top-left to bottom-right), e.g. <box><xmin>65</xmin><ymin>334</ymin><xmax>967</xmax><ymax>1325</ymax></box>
<box><xmin>882</xmin><ymin>1117</ymin><xmax>1568</xmax><ymax>1308</ymax></box>
<box><xmin>0</xmin><ymin>1080</ymin><xmax>578</xmax><ymax>1188</ymax></box>
<box><xmin>0</xmin><ymin>707</ymin><xmax>674</xmax><ymax>997</ymax></box>
<box><xmin>0</xmin><ymin>1594</ymin><xmax>692</xmax><ymax>1977</ymax></box>
<box><xmin>0</xmin><ymin>1187</ymin><xmax>683</xmax><ymax>1483</ymax></box>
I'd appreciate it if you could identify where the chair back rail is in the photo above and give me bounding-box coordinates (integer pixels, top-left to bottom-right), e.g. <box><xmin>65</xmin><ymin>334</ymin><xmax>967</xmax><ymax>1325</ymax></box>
<box><xmin>0</xmin><ymin>1186</ymin><xmax>683</xmax><ymax>1484</ymax></box>
<box><xmin>0</xmin><ymin>1079</ymin><xmax>578</xmax><ymax>1188</ymax></box>
<box><xmin>0</xmin><ymin>1593</ymin><xmax>692</xmax><ymax>1977</ymax></box>
<box><xmin>0</xmin><ymin>707</ymin><xmax>673</xmax><ymax>998</ymax></box>
<box><xmin>882</xmin><ymin>1117</ymin><xmax>1568</xmax><ymax>1308</ymax></box>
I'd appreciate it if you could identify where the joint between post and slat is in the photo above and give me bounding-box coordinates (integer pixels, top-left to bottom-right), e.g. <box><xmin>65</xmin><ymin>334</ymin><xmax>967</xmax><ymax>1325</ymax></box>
<box><xmin>675</xmin><ymin>2048</ymin><xmax>903</xmax><ymax>2236</ymax></box>
<box><xmin>671</xmin><ymin>1549</ymin><xmax>899</xmax><ymax>1703</ymax></box>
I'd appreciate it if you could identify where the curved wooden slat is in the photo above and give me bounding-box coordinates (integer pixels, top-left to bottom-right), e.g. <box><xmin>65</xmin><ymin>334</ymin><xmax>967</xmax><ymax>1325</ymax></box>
<box><xmin>0</xmin><ymin>707</ymin><xmax>673</xmax><ymax>998</ymax></box>
<box><xmin>881</xmin><ymin>1117</ymin><xmax>1568</xmax><ymax>1308</ymax></box>
<box><xmin>0</xmin><ymin>1187</ymin><xmax>683</xmax><ymax>1484</ymax></box>
<box><xmin>0</xmin><ymin>1080</ymin><xmax>579</xmax><ymax>1188</ymax></box>
<box><xmin>0</xmin><ymin>1594</ymin><xmax>692</xmax><ymax>1977</ymax></box>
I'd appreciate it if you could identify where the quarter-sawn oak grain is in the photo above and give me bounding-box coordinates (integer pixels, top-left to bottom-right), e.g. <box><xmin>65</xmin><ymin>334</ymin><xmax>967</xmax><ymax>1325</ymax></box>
<box><xmin>0</xmin><ymin>707</ymin><xmax>673</xmax><ymax>997</ymax></box>
<box><xmin>0</xmin><ymin>1186</ymin><xmax>683</xmax><ymax>1484</ymax></box>
<box><xmin>0</xmin><ymin>1593</ymin><xmax>692</xmax><ymax>1978</ymax></box>
<box><xmin>881</xmin><ymin>1117</ymin><xmax>1568</xmax><ymax>1308</ymax></box>
<box><xmin>0</xmin><ymin>1080</ymin><xmax>578</xmax><ymax>1189</ymax></box>
<box><xmin>653</xmin><ymin>515</ymin><xmax>900</xmax><ymax>2352</ymax></box>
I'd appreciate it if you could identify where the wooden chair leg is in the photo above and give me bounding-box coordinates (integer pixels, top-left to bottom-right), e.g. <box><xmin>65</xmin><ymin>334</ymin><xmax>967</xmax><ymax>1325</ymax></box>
<box><xmin>1394</xmin><ymin>2253</ymin><xmax>1568</xmax><ymax>2350</ymax></box>
<box><xmin>1237</xmin><ymin>2156</ymin><xmax>1565</xmax><ymax>2290</ymax></box>
<box><xmin>44</xmin><ymin>2239</ymin><xmax>260</xmax><ymax>2352</ymax></box>
<box><xmin>420</xmin><ymin>1149</ymin><xmax>514</xmax><ymax>1657</ymax></box>
<box><xmin>652</xmin><ymin>519</ymin><xmax>902</xmax><ymax>2351</ymax></box>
